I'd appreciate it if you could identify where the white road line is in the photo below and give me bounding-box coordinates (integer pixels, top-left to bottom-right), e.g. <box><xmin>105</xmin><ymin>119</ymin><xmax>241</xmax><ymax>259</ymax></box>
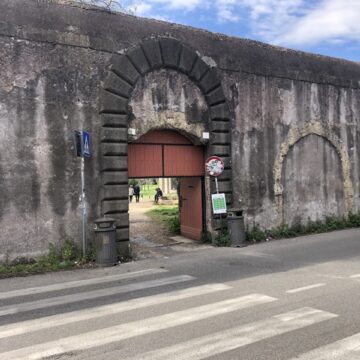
<box><xmin>288</xmin><ymin>332</ymin><xmax>360</xmax><ymax>359</ymax></box>
<box><xmin>0</xmin><ymin>269</ymin><xmax>167</xmax><ymax>300</ymax></box>
<box><xmin>123</xmin><ymin>307</ymin><xmax>337</xmax><ymax>360</ymax></box>
<box><xmin>0</xmin><ymin>275</ymin><xmax>195</xmax><ymax>316</ymax></box>
<box><xmin>350</xmin><ymin>274</ymin><xmax>360</xmax><ymax>279</ymax></box>
<box><xmin>0</xmin><ymin>284</ymin><xmax>231</xmax><ymax>339</ymax></box>
<box><xmin>286</xmin><ymin>283</ymin><xmax>326</xmax><ymax>294</ymax></box>
<box><xmin>0</xmin><ymin>293</ymin><xmax>277</xmax><ymax>360</ymax></box>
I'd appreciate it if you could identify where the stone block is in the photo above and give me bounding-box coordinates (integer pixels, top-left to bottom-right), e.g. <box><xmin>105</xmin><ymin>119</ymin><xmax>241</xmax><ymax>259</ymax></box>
<box><xmin>100</xmin><ymin>128</ymin><xmax>127</xmax><ymax>143</ymax></box>
<box><xmin>102</xmin><ymin>171</ymin><xmax>128</xmax><ymax>185</ymax></box>
<box><xmin>212</xmin><ymin>218</ymin><xmax>227</xmax><ymax>230</ymax></box>
<box><xmin>210</xmin><ymin>103</ymin><xmax>230</xmax><ymax>120</ymax></box>
<box><xmin>101</xmin><ymin>114</ymin><xmax>128</xmax><ymax>128</ymax></box>
<box><xmin>127</xmin><ymin>47</ymin><xmax>150</xmax><ymax>75</ymax></box>
<box><xmin>199</xmin><ymin>68</ymin><xmax>220</xmax><ymax>94</ymax></box>
<box><xmin>102</xmin><ymin>199</ymin><xmax>128</xmax><ymax>214</ymax></box>
<box><xmin>225</xmin><ymin>193</ymin><xmax>233</xmax><ymax>205</ymax></box>
<box><xmin>117</xmin><ymin>240</ymin><xmax>130</xmax><ymax>257</ymax></box>
<box><xmin>215</xmin><ymin>180</ymin><xmax>232</xmax><ymax>193</ymax></box>
<box><xmin>101</xmin><ymin>143</ymin><xmax>127</xmax><ymax>156</ymax></box>
<box><xmin>103</xmin><ymin>72</ymin><xmax>133</xmax><ymax>98</ymax></box>
<box><xmin>190</xmin><ymin>58</ymin><xmax>209</xmax><ymax>82</ymax></box>
<box><xmin>222</xmin><ymin>156</ymin><xmax>231</xmax><ymax>168</ymax></box>
<box><xmin>178</xmin><ymin>45</ymin><xmax>197</xmax><ymax>75</ymax></box>
<box><xmin>100</xmin><ymin>157</ymin><xmax>127</xmax><ymax>172</ymax></box>
<box><xmin>110</xmin><ymin>212</ymin><xmax>129</xmax><ymax>226</ymax></box>
<box><xmin>209</xmin><ymin>145</ymin><xmax>231</xmax><ymax>156</ymax></box>
<box><xmin>206</xmin><ymin>87</ymin><xmax>226</xmax><ymax>106</ymax></box>
<box><xmin>159</xmin><ymin>38</ymin><xmax>181</xmax><ymax>68</ymax></box>
<box><xmin>210</xmin><ymin>120</ymin><xmax>229</xmax><ymax>132</ymax></box>
<box><xmin>211</xmin><ymin>132</ymin><xmax>231</xmax><ymax>145</ymax></box>
<box><xmin>100</xmin><ymin>91</ymin><xmax>128</xmax><ymax>114</ymax></box>
<box><xmin>100</xmin><ymin>184</ymin><xmax>128</xmax><ymax>200</ymax></box>
<box><xmin>217</xmin><ymin>170</ymin><xmax>231</xmax><ymax>181</ymax></box>
<box><xmin>142</xmin><ymin>40</ymin><xmax>162</xmax><ymax>69</ymax></box>
<box><xmin>110</xmin><ymin>54</ymin><xmax>140</xmax><ymax>85</ymax></box>
<box><xmin>116</xmin><ymin>228</ymin><xmax>129</xmax><ymax>241</ymax></box>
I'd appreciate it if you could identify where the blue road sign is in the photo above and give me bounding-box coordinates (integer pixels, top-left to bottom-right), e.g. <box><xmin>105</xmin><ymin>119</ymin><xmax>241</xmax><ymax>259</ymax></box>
<box><xmin>82</xmin><ymin>131</ymin><xmax>91</xmax><ymax>157</ymax></box>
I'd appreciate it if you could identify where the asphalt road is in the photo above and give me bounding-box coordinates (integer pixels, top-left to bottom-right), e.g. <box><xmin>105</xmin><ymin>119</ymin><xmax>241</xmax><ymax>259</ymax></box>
<box><xmin>1</xmin><ymin>228</ymin><xmax>360</xmax><ymax>359</ymax></box>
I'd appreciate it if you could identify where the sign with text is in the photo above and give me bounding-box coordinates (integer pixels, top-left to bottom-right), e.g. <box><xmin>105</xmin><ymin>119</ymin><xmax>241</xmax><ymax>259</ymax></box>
<box><xmin>212</xmin><ymin>193</ymin><xmax>227</xmax><ymax>214</ymax></box>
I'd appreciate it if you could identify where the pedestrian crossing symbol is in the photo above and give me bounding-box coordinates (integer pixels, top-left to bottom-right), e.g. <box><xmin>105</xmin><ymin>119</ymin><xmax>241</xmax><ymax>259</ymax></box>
<box><xmin>82</xmin><ymin>131</ymin><xmax>91</xmax><ymax>158</ymax></box>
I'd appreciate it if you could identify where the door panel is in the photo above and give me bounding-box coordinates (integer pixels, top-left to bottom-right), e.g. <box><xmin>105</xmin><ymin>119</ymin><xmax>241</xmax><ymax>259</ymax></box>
<box><xmin>179</xmin><ymin>177</ymin><xmax>203</xmax><ymax>241</ymax></box>
<box><xmin>128</xmin><ymin>144</ymin><xmax>162</xmax><ymax>178</ymax></box>
<box><xmin>164</xmin><ymin>145</ymin><xmax>204</xmax><ymax>177</ymax></box>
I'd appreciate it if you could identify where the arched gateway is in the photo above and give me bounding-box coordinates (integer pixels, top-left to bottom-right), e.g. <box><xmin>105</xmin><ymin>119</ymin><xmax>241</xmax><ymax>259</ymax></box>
<box><xmin>99</xmin><ymin>38</ymin><xmax>232</xmax><ymax>253</ymax></box>
<box><xmin>128</xmin><ymin>130</ymin><xmax>205</xmax><ymax>240</ymax></box>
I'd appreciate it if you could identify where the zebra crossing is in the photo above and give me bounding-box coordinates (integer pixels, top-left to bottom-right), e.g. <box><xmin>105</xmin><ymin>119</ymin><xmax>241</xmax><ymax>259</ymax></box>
<box><xmin>0</xmin><ymin>268</ymin><xmax>358</xmax><ymax>359</ymax></box>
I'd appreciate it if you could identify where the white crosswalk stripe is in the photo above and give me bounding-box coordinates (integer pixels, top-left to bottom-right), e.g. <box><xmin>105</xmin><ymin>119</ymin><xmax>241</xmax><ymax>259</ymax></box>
<box><xmin>288</xmin><ymin>332</ymin><xmax>360</xmax><ymax>359</ymax></box>
<box><xmin>0</xmin><ymin>275</ymin><xmax>195</xmax><ymax>316</ymax></box>
<box><xmin>0</xmin><ymin>293</ymin><xmax>277</xmax><ymax>360</ymax></box>
<box><xmin>0</xmin><ymin>269</ymin><xmax>346</xmax><ymax>360</ymax></box>
<box><xmin>123</xmin><ymin>307</ymin><xmax>337</xmax><ymax>360</ymax></box>
<box><xmin>0</xmin><ymin>283</ymin><xmax>231</xmax><ymax>339</ymax></box>
<box><xmin>0</xmin><ymin>268</ymin><xmax>167</xmax><ymax>300</ymax></box>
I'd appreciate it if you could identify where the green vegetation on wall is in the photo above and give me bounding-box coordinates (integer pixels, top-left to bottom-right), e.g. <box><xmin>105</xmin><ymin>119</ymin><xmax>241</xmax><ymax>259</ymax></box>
<box><xmin>246</xmin><ymin>212</ymin><xmax>360</xmax><ymax>243</ymax></box>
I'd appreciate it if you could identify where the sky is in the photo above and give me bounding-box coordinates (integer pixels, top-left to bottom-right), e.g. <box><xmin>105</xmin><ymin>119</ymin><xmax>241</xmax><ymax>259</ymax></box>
<box><xmin>96</xmin><ymin>0</ymin><xmax>360</xmax><ymax>61</ymax></box>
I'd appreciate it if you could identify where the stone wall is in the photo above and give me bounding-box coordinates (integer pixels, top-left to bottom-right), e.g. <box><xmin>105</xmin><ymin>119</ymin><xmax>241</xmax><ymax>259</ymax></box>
<box><xmin>0</xmin><ymin>0</ymin><xmax>359</xmax><ymax>260</ymax></box>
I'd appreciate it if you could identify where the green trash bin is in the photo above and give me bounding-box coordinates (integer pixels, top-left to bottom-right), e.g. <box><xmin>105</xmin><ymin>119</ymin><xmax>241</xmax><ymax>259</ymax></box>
<box><xmin>227</xmin><ymin>209</ymin><xmax>247</xmax><ymax>247</ymax></box>
<box><xmin>94</xmin><ymin>217</ymin><xmax>117</xmax><ymax>266</ymax></box>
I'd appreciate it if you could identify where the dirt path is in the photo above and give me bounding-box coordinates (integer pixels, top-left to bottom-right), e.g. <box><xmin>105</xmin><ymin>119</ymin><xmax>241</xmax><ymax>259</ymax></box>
<box><xmin>129</xmin><ymin>200</ymin><xmax>212</xmax><ymax>259</ymax></box>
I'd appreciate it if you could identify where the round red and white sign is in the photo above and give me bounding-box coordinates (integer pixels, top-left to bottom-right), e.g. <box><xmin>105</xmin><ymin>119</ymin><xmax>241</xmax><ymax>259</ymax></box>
<box><xmin>205</xmin><ymin>156</ymin><xmax>224</xmax><ymax>177</ymax></box>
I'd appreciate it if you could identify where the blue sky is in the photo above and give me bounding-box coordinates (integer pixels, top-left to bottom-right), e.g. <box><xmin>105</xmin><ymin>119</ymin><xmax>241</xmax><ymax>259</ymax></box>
<box><xmin>96</xmin><ymin>0</ymin><xmax>360</xmax><ymax>61</ymax></box>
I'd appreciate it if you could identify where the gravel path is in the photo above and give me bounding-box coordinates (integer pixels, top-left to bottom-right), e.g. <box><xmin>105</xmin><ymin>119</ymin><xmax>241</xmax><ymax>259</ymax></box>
<box><xmin>129</xmin><ymin>200</ymin><xmax>212</xmax><ymax>260</ymax></box>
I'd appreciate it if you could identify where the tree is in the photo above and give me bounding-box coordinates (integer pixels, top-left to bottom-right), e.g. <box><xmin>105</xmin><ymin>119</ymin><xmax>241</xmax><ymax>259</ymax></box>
<box><xmin>77</xmin><ymin>0</ymin><xmax>132</xmax><ymax>13</ymax></box>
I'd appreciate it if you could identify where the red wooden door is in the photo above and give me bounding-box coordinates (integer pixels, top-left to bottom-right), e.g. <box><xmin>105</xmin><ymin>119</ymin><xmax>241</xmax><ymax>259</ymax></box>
<box><xmin>179</xmin><ymin>177</ymin><xmax>203</xmax><ymax>241</ymax></box>
<box><xmin>128</xmin><ymin>130</ymin><xmax>204</xmax><ymax>178</ymax></box>
<box><xmin>128</xmin><ymin>144</ymin><xmax>163</xmax><ymax>178</ymax></box>
<box><xmin>164</xmin><ymin>145</ymin><xmax>204</xmax><ymax>177</ymax></box>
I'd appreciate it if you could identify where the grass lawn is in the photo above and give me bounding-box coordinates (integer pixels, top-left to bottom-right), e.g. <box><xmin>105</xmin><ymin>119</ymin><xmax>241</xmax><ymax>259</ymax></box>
<box><xmin>140</xmin><ymin>184</ymin><xmax>158</xmax><ymax>199</ymax></box>
<box><xmin>146</xmin><ymin>205</ymin><xmax>180</xmax><ymax>235</ymax></box>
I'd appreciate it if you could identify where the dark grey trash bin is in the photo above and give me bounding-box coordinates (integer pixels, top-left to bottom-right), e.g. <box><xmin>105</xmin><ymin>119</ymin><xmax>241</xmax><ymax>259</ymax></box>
<box><xmin>227</xmin><ymin>209</ymin><xmax>247</xmax><ymax>247</ymax></box>
<box><xmin>94</xmin><ymin>217</ymin><xmax>117</xmax><ymax>266</ymax></box>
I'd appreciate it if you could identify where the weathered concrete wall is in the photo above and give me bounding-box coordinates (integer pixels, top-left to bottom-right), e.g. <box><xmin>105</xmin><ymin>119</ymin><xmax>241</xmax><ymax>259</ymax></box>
<box><xmin>129</xmin><ymin>69</ymin><xmax>208</xmax><ymax>142</ymax></box>
<box><xmin>0</xmin><ymin>0</ymin><xmax>359</xmax><ymax>260</ymax></box>
<box><xmin>0</xmin><ymin>31</ymin><xmax>109</xmax><ymax>261</ymax></box>
<box><xmin>230</xmin><ymin>75</ymin><xmax>360</xmax><ymax>228</ymax></box>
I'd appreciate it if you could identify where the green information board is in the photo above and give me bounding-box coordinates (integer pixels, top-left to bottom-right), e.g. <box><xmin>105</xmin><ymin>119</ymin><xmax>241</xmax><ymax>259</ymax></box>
<box><xmin>212</xmin><ymin>193</ymin><xmax>227</xmax><ymax>214</ymax></box>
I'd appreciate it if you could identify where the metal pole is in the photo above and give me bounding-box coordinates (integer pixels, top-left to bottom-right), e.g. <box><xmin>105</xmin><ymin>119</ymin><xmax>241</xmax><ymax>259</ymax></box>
<box><xmin>80</xmin><ymin>136</ymin><xmax>86</xmax><ymax>258</ymax></box>
<box><xmin>215</xmin><ymin>177</ymin><xmax>219</xmax><ymax>194</ymax></box>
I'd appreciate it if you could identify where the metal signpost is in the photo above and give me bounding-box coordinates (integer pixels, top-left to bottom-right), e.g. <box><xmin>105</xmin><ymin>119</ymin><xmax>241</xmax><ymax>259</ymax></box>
<box><xmin>205</xmin><ymin>156</ymin><xmax>227</xmax><ymax>215</ymax></box>
<box><xmin>74</xmin><ymin>130</ymin><xmax>91</xmax><ymax>257</ymax></box>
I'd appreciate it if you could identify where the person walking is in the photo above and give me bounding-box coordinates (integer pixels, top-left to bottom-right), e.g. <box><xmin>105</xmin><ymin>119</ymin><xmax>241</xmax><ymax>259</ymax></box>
<box><xmin>154</xmin><ymin>187</ymin><xmax>163</xmax><ymax>204</ymax></box>
<box><xmin>129</xmin><ymin>185</ymin><xmax>134</xmax><ymax>203</ymax></box>
<box><xmin>133</xmin><ymin>184</ymin><xmax>141</xmax><ymax>202</ymax></box>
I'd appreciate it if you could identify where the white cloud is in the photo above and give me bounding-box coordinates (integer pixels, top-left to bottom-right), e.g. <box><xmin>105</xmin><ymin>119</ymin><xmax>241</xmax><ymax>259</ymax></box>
<box><xmin>127</xmin><ymin>1</ymin><xmax>152</xmax><ymax>15</ymax></box>
<box><xmin>274</xmin><ymin>0</ymin><xmax>360</xmax><ymax>46</ymax></box>
<box><xmin>224</xmin><ymin>0</ymin><xmax>360</xmax><ymax>47</ymax></box>
<box><xmin>122</xmin><ymin>0</ymin><xmax>360</xmax><ymax>50</ymax></box>
<box><xmin>216</xmin><ymin>0</ymin><xmax>241</xmax><ymax>22</ymax></box>
<box><xmin>142</xmin><ymin>0</ymin><xmax>205</xmax><ymax>11</ymax></box>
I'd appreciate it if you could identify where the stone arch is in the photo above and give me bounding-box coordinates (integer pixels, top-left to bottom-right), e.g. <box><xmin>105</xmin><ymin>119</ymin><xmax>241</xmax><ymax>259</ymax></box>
<box><xmin>274</xmin><ymin>122</ymin><xmax>353</xmax><ymax>225</ymax></box>
<box><xmin>99</xmin><ymin>38</ymin><xmax>232</xmax><ymax>247</ymax></box>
